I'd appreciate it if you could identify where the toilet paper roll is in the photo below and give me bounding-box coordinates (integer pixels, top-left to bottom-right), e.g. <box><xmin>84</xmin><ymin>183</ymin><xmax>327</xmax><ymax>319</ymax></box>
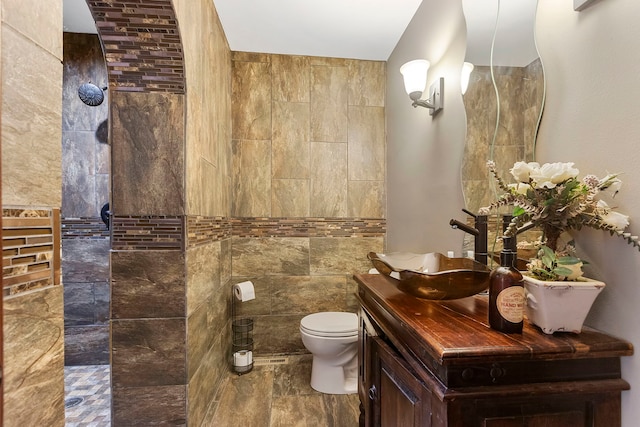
<box><xmin>233</xmin><ymin>281</ymin><xmax>255</xmax><ymax>302</ymax></box>
<box><xmin>233</xmin><ymin>350</ymin><xmax>253</xmax><ymax>367</ymax></box>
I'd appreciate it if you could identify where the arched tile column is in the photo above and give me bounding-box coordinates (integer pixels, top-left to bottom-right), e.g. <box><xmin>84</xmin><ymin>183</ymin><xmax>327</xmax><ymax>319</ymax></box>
<box><xmin>85</xmin><ymin>1</ymin><xmax>189</xmax><ymax>424</ymax></box>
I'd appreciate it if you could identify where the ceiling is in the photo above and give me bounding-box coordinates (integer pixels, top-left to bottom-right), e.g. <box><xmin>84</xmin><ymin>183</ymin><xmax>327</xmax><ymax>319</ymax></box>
<box><xmin>213</xmin><ymin>0</ymin><xmax>423</xmax><ymax>61</ymax></box>
<box><xmin>62</xmin><ymin>0</ymin><xmax>538</xmax><ymax>64</ymax></box>
<box><xmin>63</xmin><ymin>0</ymin><xmax>98</xmax><ymax>34</ymax></box>
<box><xmin>62</xmin><ymin>0</ymin><xmax>424</xmax><ymax>61</ymax></box>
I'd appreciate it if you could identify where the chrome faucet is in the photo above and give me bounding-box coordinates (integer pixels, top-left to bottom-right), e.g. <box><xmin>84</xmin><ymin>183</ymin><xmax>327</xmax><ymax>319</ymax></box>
<box><xmin>449</xmin><ymin>208</ymin><xmax>488</xmax><ymax>265</ymax></box>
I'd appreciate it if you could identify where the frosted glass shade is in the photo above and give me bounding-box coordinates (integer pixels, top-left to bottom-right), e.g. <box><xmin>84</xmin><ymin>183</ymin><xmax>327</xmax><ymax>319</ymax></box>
<box><xmin>461</xmin><ymin>62</ymin><xmax>474</xmax><ymax>94</ymax></box>
<box><xmin>400</xmin><ymin>60</ymin><xmax>430</xmax><ymax>95</ymax></box>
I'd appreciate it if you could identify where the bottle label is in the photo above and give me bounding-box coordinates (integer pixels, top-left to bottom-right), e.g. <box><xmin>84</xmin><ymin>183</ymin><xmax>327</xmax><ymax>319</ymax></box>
<box><xmin>496</xmin><ymin>286</ymin><xmax>525</xmax><ymax>323</ymax></box>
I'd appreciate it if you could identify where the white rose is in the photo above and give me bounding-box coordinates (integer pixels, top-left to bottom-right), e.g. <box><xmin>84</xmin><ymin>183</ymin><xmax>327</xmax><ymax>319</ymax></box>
<box><xmin>599</xmin><ymin>174</ymin><xmax>623</xmax><ymax>194</ymax></box>
<box><xmin>609</xmin><ymin>178</ymin><xmax>623</xmax><ymax>194</ymax></box>
<box><xmin>601</xmin><ymin>210</ymin><xmax>630</xmax><ymax>230</ymax></box>
<box><xmin>508</xmin><ymin>183</ymin><xmax>531</xmax><ymax>195</ymax></box>
<box><xmin>510</xmin><ymin>161</ymin><xmax>540</xmax><ymax>183</ymax></box>
<box><xmin>529</xmin><ymin>162</ymin><xmax>579</xmax><ymax>189</ymax></box>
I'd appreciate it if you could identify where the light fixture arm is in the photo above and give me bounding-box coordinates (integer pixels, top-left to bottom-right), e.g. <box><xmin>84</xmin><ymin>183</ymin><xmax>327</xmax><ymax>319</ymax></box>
<box><xmin>410</xmin><ymin>92</ymin><xmax>437</xmax><ymax>109</ymax></box>
<box><xmin>408</xmin><ymin>77</ymin><xmax>444</xmax><ymax>116</ymax></box>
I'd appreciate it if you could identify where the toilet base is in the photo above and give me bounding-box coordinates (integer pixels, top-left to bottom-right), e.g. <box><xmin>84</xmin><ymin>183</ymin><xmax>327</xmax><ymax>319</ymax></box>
<box><xmin>309</xmin><ymin>356</ymin><xmax>358</xmax><ymax>395</ymax></box>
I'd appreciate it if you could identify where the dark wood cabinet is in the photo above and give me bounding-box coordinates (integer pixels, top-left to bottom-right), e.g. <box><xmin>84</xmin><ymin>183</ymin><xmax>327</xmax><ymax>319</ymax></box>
<box><xmin>373</xmin><ymin>336</ymin><xmax>433</xmax><ymax>426</ymax></box>
<box><xmin>355</xmin><ymin>273</ymin><xmax>633</xmax><ymax>427</ymax></box>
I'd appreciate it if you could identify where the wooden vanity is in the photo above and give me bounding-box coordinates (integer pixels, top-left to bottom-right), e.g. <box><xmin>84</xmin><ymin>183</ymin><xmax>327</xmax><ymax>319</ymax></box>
<box><xmin>355</xmin><ymin>273</ymin><xmax>633</xmax><ymax>427</ymax></box>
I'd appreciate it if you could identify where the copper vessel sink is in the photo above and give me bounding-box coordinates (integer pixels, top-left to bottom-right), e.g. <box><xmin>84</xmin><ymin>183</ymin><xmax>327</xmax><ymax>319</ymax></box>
<box><xmin>367</xmin><ymin>252</ymin><xmax>491</xmax><ymax>300</ymax></box>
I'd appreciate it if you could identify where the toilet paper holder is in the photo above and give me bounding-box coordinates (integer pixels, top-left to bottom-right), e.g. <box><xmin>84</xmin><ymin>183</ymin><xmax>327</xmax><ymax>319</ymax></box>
<box><xmin>231</xmin><ymin>281</ymin><xmax>255</xmax><ymax>375</ymax></box>
<box><xmin>232</xmin><ymin>318</ymin><xmax>254</xmax><ymax>374</ymax></box>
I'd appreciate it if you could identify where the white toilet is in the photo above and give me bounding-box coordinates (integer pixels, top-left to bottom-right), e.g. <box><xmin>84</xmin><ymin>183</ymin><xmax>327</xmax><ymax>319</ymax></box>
<box><xmin>300</xmin><ymin>311</ymin><xmax>359</xmax><ymax>394</ymax></box>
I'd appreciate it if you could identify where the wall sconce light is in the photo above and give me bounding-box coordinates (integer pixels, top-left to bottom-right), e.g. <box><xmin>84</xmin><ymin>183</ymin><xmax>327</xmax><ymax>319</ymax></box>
<box><xmin>400</xmin><ymin>59</ymin><xmax>444</xmax><ymax>116</ymax></box>
<box><xmin>461</xmin><ymin>62</ymin><xmax>474</xmax><ymax>95</ymax></box>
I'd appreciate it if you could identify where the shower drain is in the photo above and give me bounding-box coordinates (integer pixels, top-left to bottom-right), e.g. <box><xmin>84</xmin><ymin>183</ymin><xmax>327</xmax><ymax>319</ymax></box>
<box><xmin>65</xmin><ymin>397</ymin><xmax>84</xmax><ymax>409</ymax></box>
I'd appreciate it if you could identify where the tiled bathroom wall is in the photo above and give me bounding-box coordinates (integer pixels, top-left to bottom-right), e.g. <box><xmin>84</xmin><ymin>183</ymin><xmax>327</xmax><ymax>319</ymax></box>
<box><xmin>4</xmin><ymin>1</ymin><xmax>384</xmax><ymax>425</ymax></box>
<box><xmin>230</xmin><ymin>53</ymin><xmax>386</xmax><ymax>355</ymax></box>
<box><xmin>175</xmin><ymin>0</ymin><xmax>234</xmax><ymax>423</ymax></box>
<box><xmin>1</xmin><ymin>0</ymin><xmax>65</xmax><ymax>424</ymax></box>
<box><xmin>61</xmin><ymin>32</ymin><xmax>111</xmax><ymax>365</ymax></box>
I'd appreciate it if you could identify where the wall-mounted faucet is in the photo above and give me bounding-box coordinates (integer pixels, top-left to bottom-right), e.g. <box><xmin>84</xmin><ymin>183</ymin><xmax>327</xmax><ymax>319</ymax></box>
<box><xmin>449</xmin><ymin>208</ymin><xmax>488</xmax><ymax>265</ymax></box>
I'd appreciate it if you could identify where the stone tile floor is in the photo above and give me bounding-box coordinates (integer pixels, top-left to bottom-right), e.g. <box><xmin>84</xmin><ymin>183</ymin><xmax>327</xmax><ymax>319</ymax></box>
<box><xmin>207</xmin><ymin>355</ymin><xmax>360</xmax><ymax>426</ymax></box>
<box><xmin>63</xmin><ymin>356</ymin><xmax>359</xmax><ymax>426</ymax></box>
<box><xmin>64</xmin><ymin>365</ymin><xmax>111</xmax><ymax>427</ymax></box>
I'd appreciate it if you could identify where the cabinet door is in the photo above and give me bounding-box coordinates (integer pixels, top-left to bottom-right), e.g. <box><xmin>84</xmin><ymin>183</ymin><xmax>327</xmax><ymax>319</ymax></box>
<box><xmin>453</xmin><ymin>395</ymin><xmax>620</xmax><ymax>427</ymax></box>
<box><xmin>359</xmin><ymin>308</ymin><xmax>378</xmax><ymax>427</ymax></box>
<box><xmin>370</xmin><ymin>337</ymin><xmax>432</xmax><ymax>427</ymax></box>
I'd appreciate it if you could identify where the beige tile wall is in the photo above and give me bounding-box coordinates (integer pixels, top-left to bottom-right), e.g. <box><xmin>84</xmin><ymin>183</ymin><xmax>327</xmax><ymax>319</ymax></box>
<box><xmin>231</xmin><ymin>52</ymin><xmax>386</xmax><ymax>355</ymax></box>
<box><xmin>1</xmin><ymin>0</ymin><xmax>65</xmax><ymax>425</ymax></box>
<box><xmin>2</xmin><ymin>15</ymin><xmax>62</xmax><ymax>208</ymax></box>
<box><xmin>174</xmin><ymin>0</ymin><xmax>233</xmax><ymax>425</ymax></box>
<box><xmin>231</xmin><ymin>52</ymin><xmax>386</xmax><ymax>219</ymax></box>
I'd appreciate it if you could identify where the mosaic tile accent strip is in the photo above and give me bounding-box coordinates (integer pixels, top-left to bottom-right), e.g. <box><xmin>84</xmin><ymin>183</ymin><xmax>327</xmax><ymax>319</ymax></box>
<box><xmin>231</xmin><ymin>217</ymin><xmax>386</xmax><ymax>238</ymax></box>
<box><xmin>186</xmin><ymin>216</ymin><xmax>232</xmax><ymax>248</ymax></box>
<box><xmin>65</xmin><ymin>364</ymin><xmax>111</xmax><ymax>427</ymax></box>
<box><xmin>86</xmin><ymin>0</ymin><xmax>185</xmax><ymax>93</ymax></box>
<box><xmin>62</xmin><ymin>217</ymin><xmax>110</xmax><ymax>239</ymax></box>
<box><xmin>111</xmin><ymin>216</ymin><xmax>183</xmax><ymax>250</ymax></box>
<box><xmin>2</xmin><ymin>208</ymin><xmax>60</xmax><ymax>296</ymax></box>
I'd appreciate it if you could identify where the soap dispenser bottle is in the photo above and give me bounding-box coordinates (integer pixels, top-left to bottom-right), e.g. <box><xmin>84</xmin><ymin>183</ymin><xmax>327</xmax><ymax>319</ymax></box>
<box><xmin>488</xmin><ymin>235</ymin><xmax>524</xmax><ymax>333</ymax></box>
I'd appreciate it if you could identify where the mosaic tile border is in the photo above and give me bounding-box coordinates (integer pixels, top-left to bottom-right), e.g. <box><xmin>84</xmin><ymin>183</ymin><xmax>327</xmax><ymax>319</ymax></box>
<box><xmin>186</xmin><ymin>216</ymin><xmax>232</xmax><ymax>248</ymax></box>
<box><xmin>2</xmin><ymin>208</ymin><xmax>61</xmax><ymax>296</ymax></box>
<box><xmin>45</xmin><ymin>216</ymin><xmax>386</xmax><ymax>253</ymax></box>
<box><xmin>231</xmin><ymin>217</ymin><xmax>386</xmax><ymax>238</ymax></box>
<box><xmin>62</xmin><ymin>217</ymin><xmax>110</xmax><ymax>239</ymax></box>
<box><xmin>87</xmin><ymin>0</ymin><xmax>185</xmax><ymax>93</ymax></box>
<box><xmin>111</xmin><ymin>216</ymin><xmax>184</xmax><ymax>251</ymax></box>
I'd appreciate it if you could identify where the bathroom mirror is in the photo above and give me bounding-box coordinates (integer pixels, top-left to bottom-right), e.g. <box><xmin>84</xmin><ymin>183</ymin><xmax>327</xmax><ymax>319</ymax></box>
<box><xmin>460</xmin><ymin>0</ymin><xmax>545</xmax><ymax>213</ymax></box>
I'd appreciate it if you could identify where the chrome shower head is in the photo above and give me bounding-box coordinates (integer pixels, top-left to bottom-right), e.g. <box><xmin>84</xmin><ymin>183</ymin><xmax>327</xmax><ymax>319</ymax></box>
<box><xmin>78</xmin><ymin>82</ymin><xmax>107</xmax><ymax>106</ymax></box>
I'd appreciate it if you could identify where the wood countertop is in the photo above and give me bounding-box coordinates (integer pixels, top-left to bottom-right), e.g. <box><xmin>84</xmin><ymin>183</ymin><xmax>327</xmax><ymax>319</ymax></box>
<box><xmin>355</xmin><ymin>273</ymin><xmax>633</xmax><ymax>388</ymax></box>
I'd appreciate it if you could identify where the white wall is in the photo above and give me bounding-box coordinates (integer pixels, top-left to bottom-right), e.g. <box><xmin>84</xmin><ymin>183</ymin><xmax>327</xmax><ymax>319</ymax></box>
<box><xmin>389</xmin><ymin>0</ymin><xmax>640</xmax><ymax>423</ymax></box>
<box><xmin>386</xmin><ymin>0</ymin><xmax>468</xmax><ymax>253</ymax></box>
<box><xmin>536</xmin><ymin>0</ymin><xmax>640</xmax><ymax>424</ymax></box>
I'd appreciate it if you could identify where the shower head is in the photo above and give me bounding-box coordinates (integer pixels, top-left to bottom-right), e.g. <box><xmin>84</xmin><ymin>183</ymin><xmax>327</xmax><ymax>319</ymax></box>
<box><xmin>78</xmin><ymin>82</ymin><xmax>107</xmax><ymax>106</ymax></box>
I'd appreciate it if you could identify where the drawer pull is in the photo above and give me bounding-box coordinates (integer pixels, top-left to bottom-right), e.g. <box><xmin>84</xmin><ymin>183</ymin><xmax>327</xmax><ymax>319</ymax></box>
<box><xmin>490</xmin><ymin>364</ymin><xmax>505</xmax><ymax>382</ymax></box>
<box><xmin>368</xmin><ymin>385</ymin><xmax>377</xmax><ymax>400</ymax></box>
<box><xmin>462</xmin><ymin>368</ymin><xmax>475</xmax><ymax>381</ymax></box>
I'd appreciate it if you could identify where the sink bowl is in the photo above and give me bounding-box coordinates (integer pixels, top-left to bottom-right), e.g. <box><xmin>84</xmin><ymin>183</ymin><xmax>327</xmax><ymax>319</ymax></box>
<box><xmin>367</xmin><ymin>252</ymin><xmax>491</xmax><ymax>300</ymax></box>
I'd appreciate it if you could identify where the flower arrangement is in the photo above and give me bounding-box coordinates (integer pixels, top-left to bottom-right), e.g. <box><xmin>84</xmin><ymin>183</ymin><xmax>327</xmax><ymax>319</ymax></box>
<box><xmin>480</xmin><ymin>160</ymin><xmax>640</xmax><ymax>280</ymax></box>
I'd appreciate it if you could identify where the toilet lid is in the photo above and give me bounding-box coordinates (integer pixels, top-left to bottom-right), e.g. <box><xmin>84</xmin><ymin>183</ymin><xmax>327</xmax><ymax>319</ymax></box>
<box><xmin>300</xmin><ymin>312</ymin><xmax>358</xmax><ymax>337</ymax></box>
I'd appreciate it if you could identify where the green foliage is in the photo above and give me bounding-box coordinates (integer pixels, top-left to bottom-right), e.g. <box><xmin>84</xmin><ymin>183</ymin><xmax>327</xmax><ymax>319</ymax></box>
<box><xmin>480</xmin><ymin>160</ymin><xmax>640</xmax><ymax>264</ymax></box>
<box><xmin>528</xmin><ymin>245</ymin><xmax>584</xmax><ymax>281</ymax></box>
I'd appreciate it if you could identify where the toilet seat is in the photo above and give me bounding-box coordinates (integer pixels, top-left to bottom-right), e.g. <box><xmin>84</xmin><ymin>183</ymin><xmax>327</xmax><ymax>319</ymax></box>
<box><xmin>300</xmin><ymin>312</ymin><xmax>358</xmax><ymax>337</ymax></box>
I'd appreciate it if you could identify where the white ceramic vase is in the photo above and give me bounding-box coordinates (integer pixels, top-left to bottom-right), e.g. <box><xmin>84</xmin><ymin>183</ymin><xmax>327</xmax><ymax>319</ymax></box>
<box><xmin>523</xmin><ymin>275</ymin><xmax>606</xmax><ymax>334</ymax></box>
